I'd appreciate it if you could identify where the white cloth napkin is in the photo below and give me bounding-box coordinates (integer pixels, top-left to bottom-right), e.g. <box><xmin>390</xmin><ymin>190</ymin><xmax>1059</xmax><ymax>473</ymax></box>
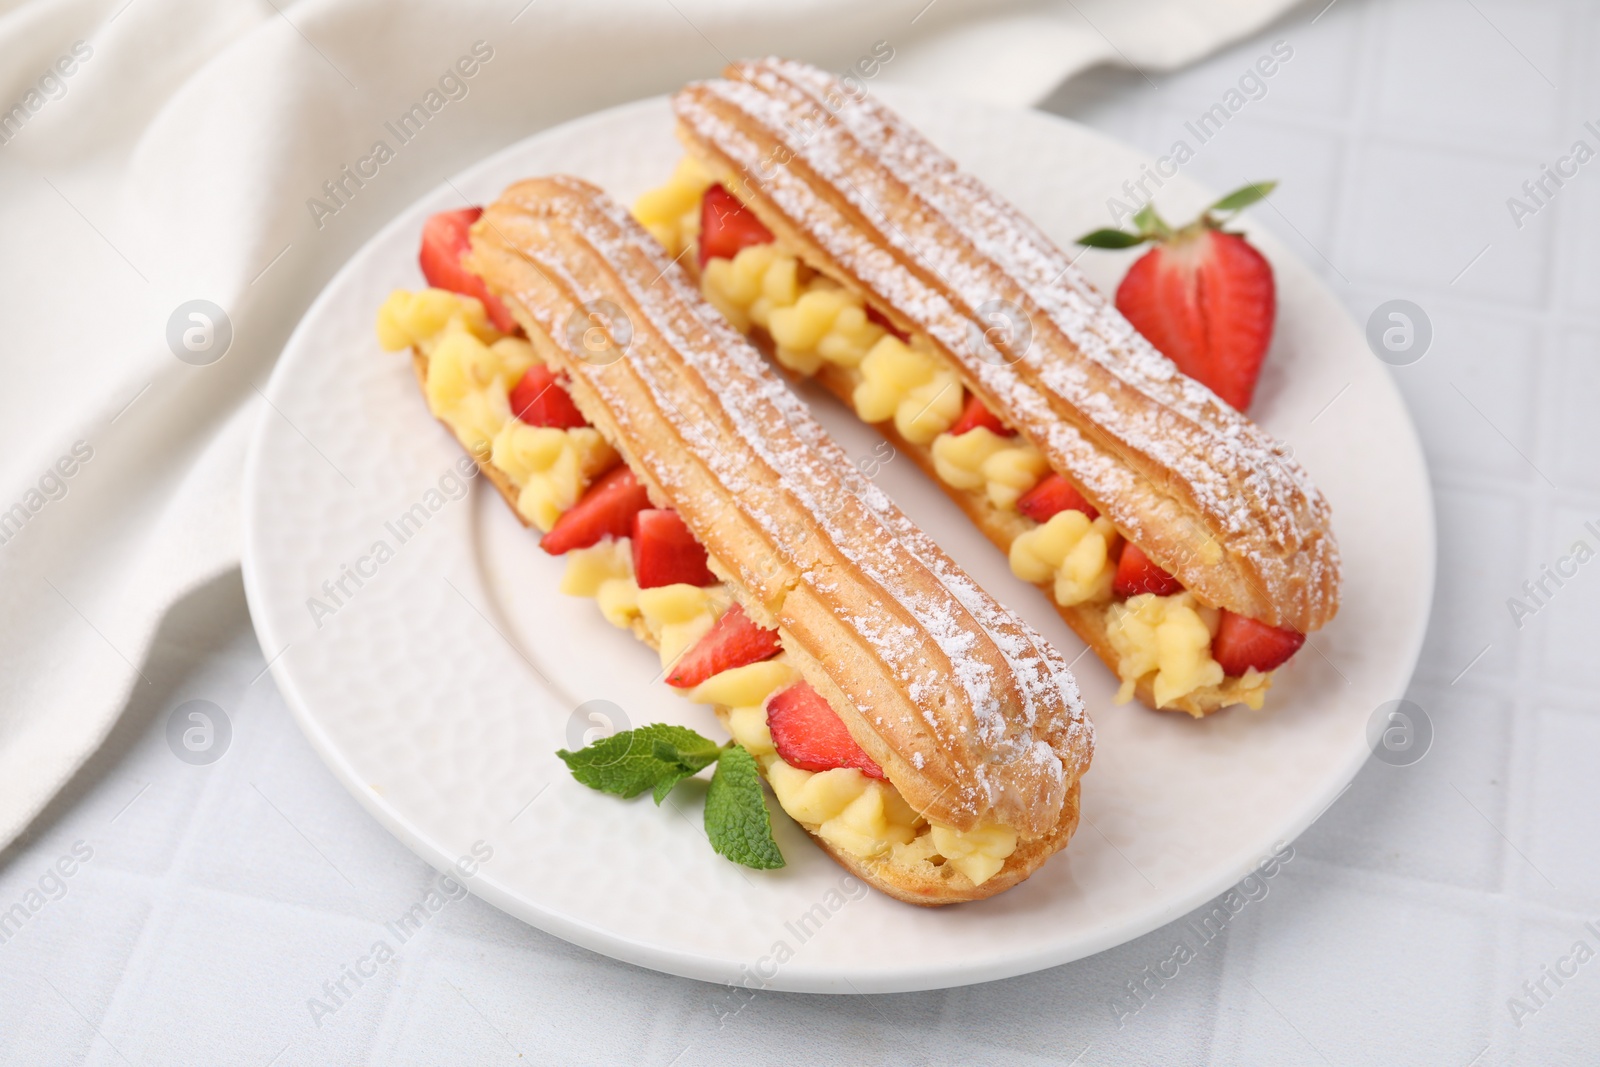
<box><xmin>0</xmin><ymin>0</ymin><xmax>1299</xmax><ymax>852</ymax></box>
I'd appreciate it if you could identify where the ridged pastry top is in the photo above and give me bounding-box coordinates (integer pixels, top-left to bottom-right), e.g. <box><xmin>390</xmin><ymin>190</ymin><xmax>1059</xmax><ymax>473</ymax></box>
<box><xmin>468</xmin><ymin>177</ymin><xmax>1091</xmax><ymax>837</ymax></box>
<box><xmin>673</xmin><ymin>58</ymin><xmax>1341</xmax><ymax>634</ymax></box>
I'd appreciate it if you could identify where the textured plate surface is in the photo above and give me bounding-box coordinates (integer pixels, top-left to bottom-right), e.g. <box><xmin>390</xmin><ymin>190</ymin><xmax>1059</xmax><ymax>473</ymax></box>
<box><xmin>240</xmin><ymin>90</ymin><xmax>1433</xmax><ymax>994</ymax></box>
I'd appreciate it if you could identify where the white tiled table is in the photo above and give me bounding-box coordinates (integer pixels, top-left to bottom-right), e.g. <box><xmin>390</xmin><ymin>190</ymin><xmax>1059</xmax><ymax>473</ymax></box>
<box><xmin>4</xmin><ymin>0</ymin><xmax>1595</xmax><ymax>1062</ymax></box>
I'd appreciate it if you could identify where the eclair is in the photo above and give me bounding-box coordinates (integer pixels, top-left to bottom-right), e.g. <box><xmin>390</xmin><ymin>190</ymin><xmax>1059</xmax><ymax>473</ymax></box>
<box><xmin>632</xmin><ymin>58</ymin><xmax>1341</xmax><ymax>717</ymax></box>
<box><xmin>374</xmin><ymin>178</ymin><xmax>1093</xmax><ymax>905</ymax></box>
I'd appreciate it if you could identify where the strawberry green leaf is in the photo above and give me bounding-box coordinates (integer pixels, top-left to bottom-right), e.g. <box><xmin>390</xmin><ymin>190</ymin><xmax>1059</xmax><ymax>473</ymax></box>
<box><xmin>1076</xmin><ymin>228</ymin><xmax>1148</xmax><ymax>249</ymax></box>
<box><xmin>558</xmin><ymin>724</ymin><xmax>721</xmax><ymax>801</ymax></box>
<box><xmin>1131</xmin><ymin>202</ymin><xmax>1170</xmax><ymax>238</ymax></box>
<box><xmin>704</xmin><ymin>745</ymin><xmax>785</xmax><ymax>870</ymax></box>
<box><xmin>1208</xmin><ymin>181</ymin><xmax>1278</xmax><ymax>214</ymax></box>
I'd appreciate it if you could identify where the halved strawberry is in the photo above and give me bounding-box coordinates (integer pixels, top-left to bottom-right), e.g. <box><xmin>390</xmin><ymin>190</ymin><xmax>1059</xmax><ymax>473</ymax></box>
<box><xmin>632</xmin><ymin>509</ymin><xmax>717</xmax><ymax>588</ymax></box>
<box><xmin>510</xmin><ymin>366</ymin><xmax>588</xmax><ymax>429</ymax></box>
<box><xmin>418</xmin><ymin>207</ymin><xmax>519</xmax><ymax>333</ymax></box>
<box><xmin>1117</xmin><ymin>231</ymin><xmax>1274</xmax><ymax>411</ymax></box>
<box><xmin>539</xmin><ymin>466</ymin><xmax>649</xmax><ymax>555</ymax></box>
<box><xmin>949</xmin><ymin>393</ymin><xmax>1016</xmax><ymax>437</ymax></box>
<box><xmin>698</xmin><ymin>184</ymin><xmax>774</xmax><ymax>269</ymax></box>
<box><xmin>1079</xmin><ymin>183</ymin><xmax>1277</xmax><ymax>411</ymax></box>
<box><xmin>665</xmin><ymin>604</ymin><xmax>782</xmax><ymax>689</ymax></box>
<box><xmin>766</xmin><ymin>682</ymin><xmax>884</xmax><ymax>779</ymax></box>
<box><xmin>1113</xmin><ymin>542</ymin><xmax>1183</xmax><ymax>598</ymax></box>
<box><xmin>1212</xmin><ymin>610</ymin><xmax>1304</xmax><ymax>676</ymax></box>
<box><xmin>1016</xmin><ymin>473</ymin><xmax>1098</xmax><ymax>522</ymax></box>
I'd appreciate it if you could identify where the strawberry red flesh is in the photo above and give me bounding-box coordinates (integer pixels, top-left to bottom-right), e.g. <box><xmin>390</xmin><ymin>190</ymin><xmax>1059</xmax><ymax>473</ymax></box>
<box><xmin>539</xmin><ymin>466</ymin><xmax>649</xmax><ymax>555</ymax></box>
<box><xmin>1212</xmin><ymin>610</ymin><xmax>1304</xmax><ymax>676</ymax></box>
<box><xmin>949</xmin><ymin>392</ymin><xmax>1016</xmax><ymax>437</ymax></box>
<box><xmin>766</xmin><ymin>682</ymin><xmax>884</xmax><ymax>779</ymax></box>
<box><xmin>1115</xmin><ymin>229</ymin><xmax>1275</xmax><ymax>412</ymax></box>
<box><xmin>1113</xmin><ymin>542</ymin><xmax>1183</xmax><ymax>598</ymax></box>
<box><xmin>1016</xmin><ymin>473</ymin><xmax>1097</xmax><ymax>522</ymax></box>
<box><xmin>666</xmin><ymin>604</ymin><xmax>782</xmax><ymax>689</ymax></box>
<box><xmin>632</xmin><ymin>509</ymin><xmax>717</xmax><ymax>588</ymax></box>
<box><xmin>864</xmin><ymin>304</ymin><xmax>909</xmax><ymax>342</ymax></box>
<box><xmin>509</xmin><ymin>365</ymin><xmax>588</xmax><ymax>429</ymax></box>
<box><xmin>418</xmin><ymin>207</ymin><xmax>519</xmax><ymax>333</ymax></box>
<box><xmin>698</xmin><ymin>184</ymin><xmax>774</xmax><ymax>269</ymax></box>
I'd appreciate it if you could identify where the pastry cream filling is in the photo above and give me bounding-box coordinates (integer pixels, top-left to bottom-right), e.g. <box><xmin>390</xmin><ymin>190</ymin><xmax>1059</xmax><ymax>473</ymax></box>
<box><xmin>638</xmin><ymin>583</ymin><xmax>731</xmax><ymax>670</ymax></box>
<box><xmin>376</xmin><ymin>288</ymin><xmax>613</xmax><ymax>531</ymax></box>
<box><xmin>559</xmin><ymin>541</ymin><xmax>1018</xmax><ymax>885</ymax></box>
<box><xmin>558</xmin><ymin>537</ymin><xmax>643</xmax><ymax>629</ymax></box>
<box><xmin>931</xmin><ymin>427</ymin><xmax>1052</xmax><ymax>511</ymax></box>
<box><xmin>851</xmin><ymin>334</ymin><xmax>965</xmax><ymax>445</ymax></box>
<box><xmin>638</xmin><ymin>165</ymin><xmax>968</xmax><ymax>445</ymax></box>
<box><xmin>1009</xmin><ymin>510</ymin><xmax>1120</xmax><ymax>608</ymax></box>
<box><xmin>633</xmin><ymin>167</ymin><xmax>1289</xmax><ymax>712</ymax></box>
<box><xmin>1104</xmin><ymin>592</ymin><xmax>1266</xmax><ymax>712</ymax></box>
<box><xmin>491</xmin><ymin>422</ymin><xmax>616</xmax><ymax>532</ymax></box>
<box><xmin>632</xmin><ymin>155</ymin><xmax>713</xmax><ymax>259</ymax></box>
<box><xmin>1105</xmin><ymin>593</ymin><xmax>1220</xmax><ymax>708</ymax></box>
<box><xmin>701</xmin><ymin>242</ymin><xmax>971</xmax><ymax>443</ymax></box>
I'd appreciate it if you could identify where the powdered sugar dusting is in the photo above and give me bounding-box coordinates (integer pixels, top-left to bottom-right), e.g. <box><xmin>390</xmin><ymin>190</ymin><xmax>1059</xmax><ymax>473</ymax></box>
<box><xmin>673</xmin><ymin>59</ymin><xmax>1341</xmax><ymax>632</ymax></box>
<box><xmin>477</xmin><ymin>177</ymin><xmax>1091</xmax><ymax>831</ymax></box>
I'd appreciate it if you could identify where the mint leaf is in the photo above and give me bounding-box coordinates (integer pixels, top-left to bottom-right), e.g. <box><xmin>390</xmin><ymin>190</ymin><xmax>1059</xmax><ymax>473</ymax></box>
<box><xmin>652</xmin><ymin>734</ymin><xmax>720</xmax><ymax>768</ymax></box>
<box><xmin>558</xmin><ymin>724</ymin><xmax>720</xmax><ymax>800</ymax></box>
<box><xmin>652</xmin><ymin>772</ymin><xmax>689</xmax><ymax>805</ymax></box>
<box><xmin>1075</xmin><ymin>228</ymin><xmax>1147</xmax><ymax>249</ymax></box>
<box><xmin>561</xmin><ymin>730</ymin><xmax>783</xmax><ymax>872</ymax></box>
<box><xmin>1208</xmin><ymin>180</ymin><xmax>1277</xmax><ymax>214</ymax></box>
<box><xmin>705</xmin><ymin>745</ymin><xmax>784</xmax><ymax>870</ymax></box>
<box><xmin>649</xmin><ymin>732</ymin><xmax>724</xmax><ymax>804</ymax></box>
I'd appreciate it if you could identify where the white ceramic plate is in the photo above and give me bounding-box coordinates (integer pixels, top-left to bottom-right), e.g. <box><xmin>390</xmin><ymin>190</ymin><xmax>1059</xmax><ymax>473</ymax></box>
<box><xmin>241</xmin><ymin>90</ymin><xmax>1434</xmax><ymax>994</ymax></box>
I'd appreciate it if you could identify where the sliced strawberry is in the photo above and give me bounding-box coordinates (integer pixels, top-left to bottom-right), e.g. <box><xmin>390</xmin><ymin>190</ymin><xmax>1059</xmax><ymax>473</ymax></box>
<box><xmin>1116</xmin><ymin>230</ymin><xmax>1274</xmax><ymax>411</ymax></box>
<box><xmin>949</xmin><ymin>393</ymin><xmax>1016</xmax><ymax>437</ymax></box>
<box><xmin>698</xmin><ymin>184</ymin><xmax>774</xmax><ymax>269</ymax></box>
<box><xmin>1113</xmin><ymin>542</ymin><xmax>1183</xmax><ymax>598</ymax></box>
<box><xmin>665</xmin><ymin>604</ymin><xmax>782</xmax><ymax>689</ymax></box>
<box><xmin>418</xmin><ymin>207</ymin><xmax>519</xmax><ymax>333</ymax></box>
<box><xmin>1079</xmin><ymin>183</ymin><xmax>1278</xmax><ymax>411</ymax></box>
<box><xmin>539</xmin><ymin>466</ymin><xmax>650</xmax><ymax>555</ymax></box>
<box><xmin>766</xmin><ymin>682</ymin><xmax>884</xmax><ymax>779</ymax></box>
<box><xmin>510</xmin><ymin>365</ymin><xmax>588</xmax><ymax>429</ymax></box>
<box><xmin>1212</xmin><ymin>610</ymin><xmax>1304</xmax><ymax>676</ymax></box>
<box><xmin>1115</xmin><ymin>243</ymin><xmax>1204</xmax><ymax>383</ymax></box>
<box><xmin>864</xmin><ymin>304</ymin><xmax>909</xmax><ymax>342</ymax></box>
<box><xmin>632</xmin><ymin>509</ymin><xmax>717</xmax><ymax>588</ymax></box>
<box><xmin>1017</xmin><ymin>473</ymin><xmax>1098</xmax><ymax>522</ymax></box>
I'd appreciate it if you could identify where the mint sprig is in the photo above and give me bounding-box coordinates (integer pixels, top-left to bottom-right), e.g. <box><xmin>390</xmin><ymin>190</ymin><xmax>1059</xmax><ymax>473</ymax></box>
<box><xmin>557</xmin><ymin>724</ymin><xmax>720</xmax><ymax>803</ymax></box>
<box><xmin>649</xmin><ymin>734</ymin><xmax>720</xmax><ymax>803</ymax></box>
<box><xmin>705</xmin><ymin>745</ymin><xmax>785</xmax><ymax>870</ymax></box>
<box><xmin>558</xmin><ymin>725</ymin><xmax>785</xmax><ymax>870</ymax></box>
